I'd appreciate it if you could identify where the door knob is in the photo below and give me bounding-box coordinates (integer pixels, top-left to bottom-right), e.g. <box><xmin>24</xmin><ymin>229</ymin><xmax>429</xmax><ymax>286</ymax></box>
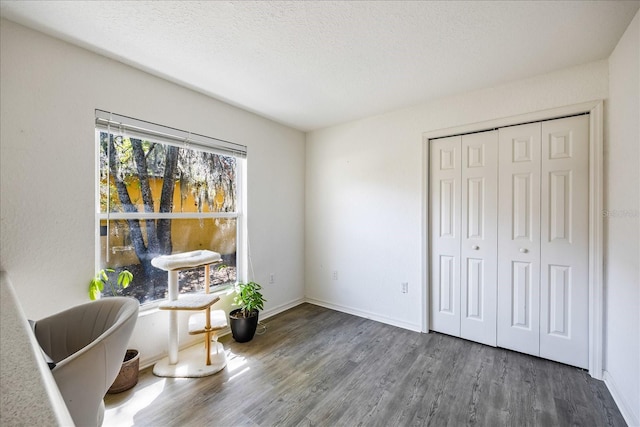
<box><xmin>472</xmin><ymin>245</ymin><xmax>480</xmax><ymax>250</ymax></box>
<box><xmin>519</xmin><ymin>248</ymin><xmax>528</xmax><ymax>253</ymax></box>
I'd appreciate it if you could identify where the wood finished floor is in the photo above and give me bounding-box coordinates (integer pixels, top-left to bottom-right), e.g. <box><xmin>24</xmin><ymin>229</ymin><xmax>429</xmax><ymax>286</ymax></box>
<box><xmin>104</xmin><ymin>303</ymin><xmax>625</xmax><ymax>427</ymax></box>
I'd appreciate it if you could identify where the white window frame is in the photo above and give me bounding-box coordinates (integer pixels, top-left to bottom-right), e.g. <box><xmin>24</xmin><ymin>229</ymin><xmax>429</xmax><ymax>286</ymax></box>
<box><xmin>94</xmin><ymin>110</ymin><xmax>247</xmax><ymax>311</ymax></box>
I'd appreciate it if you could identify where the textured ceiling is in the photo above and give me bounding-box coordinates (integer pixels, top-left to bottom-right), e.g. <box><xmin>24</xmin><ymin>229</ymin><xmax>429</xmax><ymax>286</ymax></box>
<box><xmin>1</xmin><ymin>1</ymin><xmax>638</xmax><ymax>131</ymax></box>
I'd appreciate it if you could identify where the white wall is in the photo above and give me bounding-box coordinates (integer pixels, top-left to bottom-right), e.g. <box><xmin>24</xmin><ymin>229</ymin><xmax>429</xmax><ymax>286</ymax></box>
<box><xmin>306</xmin><ymin>60</ymin><xmax>608</xmax><ymax>331</ymax></box>
<box><xmin>0</xmin><ymin>19</ymin><xmax>305</xmax><ymax>366</ymax></box>
<box><xmin>604</xmin><ymin>11</ymin><xmax>640</xmax><ymax>425</ymax></box>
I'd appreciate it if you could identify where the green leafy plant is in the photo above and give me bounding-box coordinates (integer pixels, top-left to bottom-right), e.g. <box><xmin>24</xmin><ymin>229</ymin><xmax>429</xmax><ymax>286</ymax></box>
<box><xmin>88</xmin><ymin>268</ymin><xmax>133</xmax><ymax>300</ymax></box>
<box><xmin>232</xmin><ymin>281</ymin><xmax>266</xmax><ymax>317</ymax></box>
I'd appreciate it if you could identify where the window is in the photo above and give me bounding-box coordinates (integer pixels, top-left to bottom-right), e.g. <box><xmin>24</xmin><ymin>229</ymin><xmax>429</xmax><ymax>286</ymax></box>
<box><xmin>95</xmin><ymin>110</ymin><xmax>246</xmax><ymax>306</ymax></box>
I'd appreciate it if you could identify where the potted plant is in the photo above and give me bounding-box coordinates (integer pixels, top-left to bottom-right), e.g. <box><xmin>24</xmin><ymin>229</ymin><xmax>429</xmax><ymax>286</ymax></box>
<box><xmin>88</xmin><ymin>268</ymin><xmax>139</xmax><ymax>393</ymax></box>
<box><xmin>229</xmin><ymin>281</ymin><xmax>266</xmax><ymax>343</ymax></box>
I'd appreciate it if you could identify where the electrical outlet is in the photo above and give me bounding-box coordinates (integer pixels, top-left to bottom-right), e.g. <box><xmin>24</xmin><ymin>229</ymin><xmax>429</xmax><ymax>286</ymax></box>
<box><xmin>332</xmin><ymin>270</ymin><xmax>338</xmax><ymax>280</ymax></box>
<box><xmin>401</xmin><ymin>282</ymin><xmax>409</xmax><ymax>293</ymax></box>
<box><xmin>269</xmin><ymin>273</ymin><xmax>275</xmax><ymax>284</ymax></box>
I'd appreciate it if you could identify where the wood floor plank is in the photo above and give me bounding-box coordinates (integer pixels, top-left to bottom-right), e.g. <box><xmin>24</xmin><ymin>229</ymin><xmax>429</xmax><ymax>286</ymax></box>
<box><xmin>105</xmin><ymin>304</ymin><xmax>627</xmax><ymax>427</ymax></box>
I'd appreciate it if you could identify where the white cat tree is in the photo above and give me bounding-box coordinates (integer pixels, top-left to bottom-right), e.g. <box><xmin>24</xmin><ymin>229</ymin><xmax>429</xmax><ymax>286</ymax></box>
<box><xmin>151</xmin><ymin>250</ymin><xmax>227</xmax><ymax>378</ymax></box>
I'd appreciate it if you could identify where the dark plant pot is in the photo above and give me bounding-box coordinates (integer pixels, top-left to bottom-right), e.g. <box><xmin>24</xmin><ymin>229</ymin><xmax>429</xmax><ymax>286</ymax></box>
<box><xmin>229</xmin><ymin>308</ymin><xmax>259</xmax><ymax>343</ymax></box>
<box><xmin>107</xmin><ymin>349</ymin><xmax>139</xmax><ymax>394</ymax></box>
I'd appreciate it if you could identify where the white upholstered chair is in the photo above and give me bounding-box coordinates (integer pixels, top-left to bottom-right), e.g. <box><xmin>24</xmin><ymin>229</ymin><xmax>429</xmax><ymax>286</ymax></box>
<box><xmin>33</xmin><ymin>297</ymin><xmax>139</xmax><ymax>427</ymax></box>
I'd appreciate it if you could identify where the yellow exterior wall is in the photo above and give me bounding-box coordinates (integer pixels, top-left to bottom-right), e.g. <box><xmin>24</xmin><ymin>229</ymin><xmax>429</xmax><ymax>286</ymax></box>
<box><xmin>101</xmin><ymin>177</ymin><xmax>236</xmax><ymax>268</ymax></box>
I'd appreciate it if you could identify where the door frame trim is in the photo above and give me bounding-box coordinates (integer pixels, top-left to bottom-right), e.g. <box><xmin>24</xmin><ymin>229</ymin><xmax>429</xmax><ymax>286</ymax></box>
<box><xmin>422</xmin><ymin>100</ymin><xmax>604</xmax><ymax>379</ymax></box>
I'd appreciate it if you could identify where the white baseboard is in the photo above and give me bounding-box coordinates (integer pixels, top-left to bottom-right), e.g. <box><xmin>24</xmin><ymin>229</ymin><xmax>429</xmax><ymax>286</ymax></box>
<box><xmin>261</xmin><ymin>297</ymin><xmax>305</xmax><ymax>320</ymax></box>
<box><xmin>603</xmin><ymin>370</ymin><xmax>640</xmax><ymax>427</ymax></box>
<box><xmin>304</xmin><ymin>297</ymin><xmax>422</xmax><ymax>332</ymax></box>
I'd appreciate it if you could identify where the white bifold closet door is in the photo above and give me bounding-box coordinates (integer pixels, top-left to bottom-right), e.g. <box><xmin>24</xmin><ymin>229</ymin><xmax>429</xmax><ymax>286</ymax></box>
<box><xmin>430</xmin><ymin>130</ymin><xmax>498</xmax><ymax>346</ymax></box>
<box><xmin>496</xmin><ymin>122</ymin><xmax>542</xmax><ymax>356</ymax></box>
<box><xmin>431</xmin><ymin>115</ymin><xmax>589</xmax><ymax>369</ymax></box>
<box><xmin>497</xmin><ymin>115</ymin><xmax>589</xmax><ymax>369</ymax></box>
<box><xmin>430</xmin><ymin>136</ymin><xmax>461</xmax><ymax>337</ymax></box>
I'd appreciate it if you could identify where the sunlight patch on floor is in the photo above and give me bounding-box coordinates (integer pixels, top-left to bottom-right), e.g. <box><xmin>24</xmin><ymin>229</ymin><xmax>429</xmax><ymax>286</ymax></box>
<box><xmin>104</xmin><ymin>379</ymin><xmax>165</xmax><ymax>427</ymax></box>
<box><xmin>224</xmin><ymin>350</ymin><xmax>250</xmax><ymax>382</ymax></box>
<box><xmin>104</xmin><ymin>348</ymin><xmax>252</xmax><ymax>425</ymax></box>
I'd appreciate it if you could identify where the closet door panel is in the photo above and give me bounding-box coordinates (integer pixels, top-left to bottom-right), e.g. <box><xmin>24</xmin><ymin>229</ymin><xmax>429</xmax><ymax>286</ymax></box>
<box><xmin>540</xmin><ymin>115</ymin><xmax>589</xmax><ymax>369</ymax></box>
<box><xmin>430</xmin><ymin>136</ymin><xmax>462</xmax><ymax>336</ymax></box>
<box><xmin>497</xmin><ymin>123</ymin><xmax>541</xmax><ymax>357</ymax></box>
<box><xmin>460</xmin><ymin>131</ymin><xmax>498</xmax><ymax>346</ymax></box>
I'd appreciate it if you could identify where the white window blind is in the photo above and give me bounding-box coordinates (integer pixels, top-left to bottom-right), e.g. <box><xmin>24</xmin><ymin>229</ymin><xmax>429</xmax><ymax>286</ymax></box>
<box><xmin>95</xmin><ymin>110</ymin><xmax>247</xmax><ymax>158</ymax></box>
